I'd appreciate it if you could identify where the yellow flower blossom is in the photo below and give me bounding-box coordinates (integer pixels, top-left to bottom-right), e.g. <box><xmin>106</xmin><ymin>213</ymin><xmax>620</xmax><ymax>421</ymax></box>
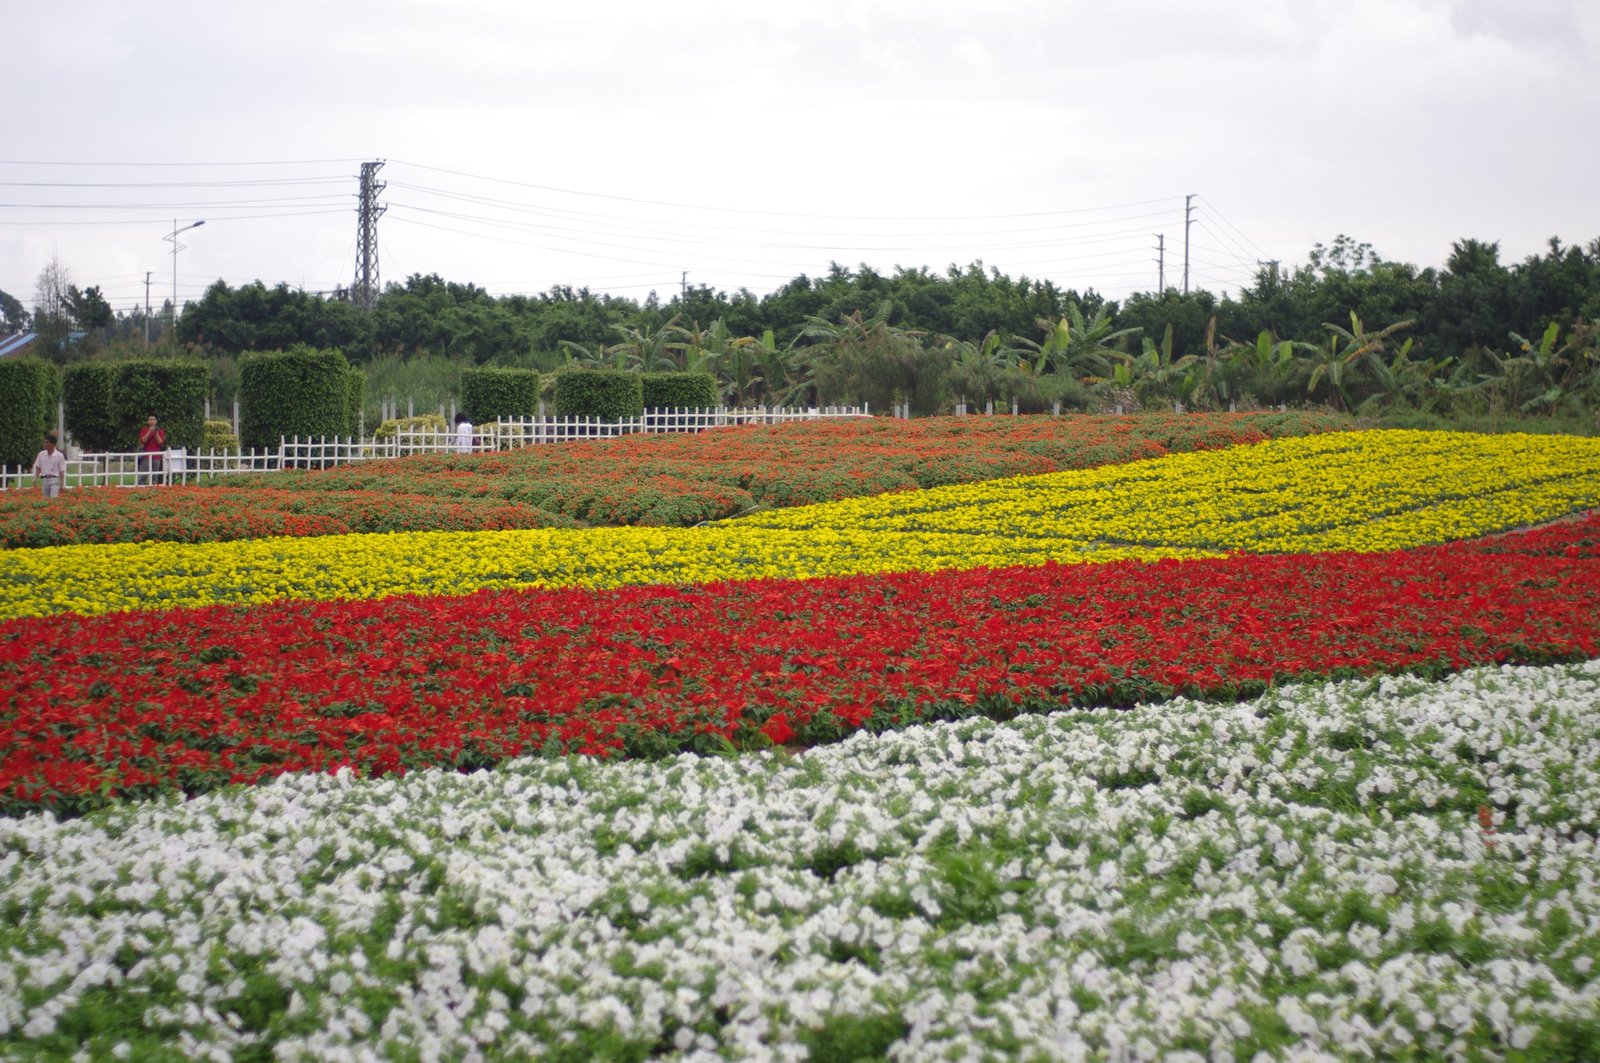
<box><xmin>1</xmin><ymin>429</ymin><xmax>1595</xmax><ymax>619</ymax></box>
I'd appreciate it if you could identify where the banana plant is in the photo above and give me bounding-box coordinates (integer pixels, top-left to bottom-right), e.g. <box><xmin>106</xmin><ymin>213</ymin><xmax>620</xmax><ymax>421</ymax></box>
<box><xmin>1505</xmin><ymin>320</ymin><xmax>1596</xmax><ymax>413</ymax></box>
<box><xmin>748</xmin><ymin>328</ymin><xmax>812</xmax><ymax>407</ymax></box>
<box><xmin>1306</xmin><ymin>313</ymin><xmax>1414</xmax><ymax>411</ymax></box>
<box><xmin>1120</xmin><ymin>324</ymin><xmax>1195</xmax><ymax>403</ymax></box>
<box><xmin>1011</xmin><ymin>303</ymin><xmax>1141</xmax><ymax>381</ymax></box>
<box><xmin>668</xmin><ymin>317</ymin><xmax>757</xmax><ymax>390</ymax></box>
<box><xmin>942</xmin><ymin>330</ymin><xmax>1010</xmax><ymax>406</ymax></box>
<box><xmin>607</xmin><ymin>314</ymin><xmax>685</xmax><ymax>371</ymax></box>
<box><xmin>1221</xmin><ymin>329</ymin><xmax>1303</xmax><ymax>406</ymax></box>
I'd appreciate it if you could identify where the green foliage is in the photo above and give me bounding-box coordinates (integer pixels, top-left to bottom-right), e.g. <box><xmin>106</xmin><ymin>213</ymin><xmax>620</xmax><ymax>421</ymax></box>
<box><xmin>201</xmin><ymin>419</ymin><xmax>239</xmax><ymax>454</ymax></box>
<box><xmin>552</xmin><ymin>368</ymin><xmax>644</xmax><ymax>420</ymax></box>
<box><xmin>112</xmin><ymin>360</ymin><xmax>209</xmax><ymax>452</ymax></box>
<box><xmin>641</xmin><ymin>372</ymin><xmax>718</xmax><ymax>409</ymax></box>
<box><xmin>46</xmin><ymin>233</ymin><xmax>1600</xmax><ymax>425</ymax></box>
<box><xmin>373</xmin><ymin>414</ymin><xmax>448</xmax><ymax>441</ymax></box>
<box><xmin>0</xmin><ymin>357</ymin><xmax>56</xmax><ymax>468</ymax></box>
<box><xmin>461</xmin><ymin>366</ymin><xmax>541</xmax><ymax>422</ymax></box>
<box><xmin>182</xmin><ymin>280</ymin><xmax>371</xmax><ymax>358</ymax></box>
<box><xmin>62</xmin><ymin>362</ymin><xmax>119</xmax><ymax>452</ymax></box>
<box><xmin>345</xmin><ymin>368</ymin><xmax>366</xmax><ymax>438</ymax></box>
<box><xmin>803</xmin><ymin>305</ymin><xmax>952</xmax><ymax>414</ymax></box>
<box><xmin>238</xmin><ymin>346</ymin><xmax>358</xmax><ymax>450</ymax></box>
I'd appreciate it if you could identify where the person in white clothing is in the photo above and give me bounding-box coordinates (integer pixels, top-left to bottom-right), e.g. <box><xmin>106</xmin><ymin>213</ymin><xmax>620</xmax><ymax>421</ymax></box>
<box><xmin>454</xmin><ymin>413</ymin><xmax>473</xmax><ymax>454</ymax></box>
<box><xmin>33</xmin><ymin>432</ymin><xmax>67</xmax><ymax>498</ymax></box>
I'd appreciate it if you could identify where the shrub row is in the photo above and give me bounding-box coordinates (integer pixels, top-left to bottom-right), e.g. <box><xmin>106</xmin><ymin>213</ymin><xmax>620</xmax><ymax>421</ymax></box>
<box><xmin>21</xmin><ymin>358</ymin><xmax>746</xmax><ymax>467</ymax></box>
<box><xmin>0</xmin><ymin>358</ymin><xmax>56</xmax><ymax>468</ymax></box>
<box><xmin>551</xmin><ymin>370</ymin><xmax>718</xmax><ymax>419</ymax></box>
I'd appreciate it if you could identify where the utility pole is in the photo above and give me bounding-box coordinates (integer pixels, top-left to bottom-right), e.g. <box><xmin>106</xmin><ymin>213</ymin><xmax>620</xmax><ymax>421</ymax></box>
<box><xmin>681</xmin><ymin>271</ymin><xmax>688</xmax><ymax>299</ymax></box>
<box><xmin>1183</xmin><ymin>194</ymin><xmax>1194</xmax><ymax>296</ymax></box>
<box><xmin>1154</xmin><ymin>234</ymin><xmax>1165</xmax><ymax>293</ymax></box>
<box><xmin>165</xmin><ymin>219</ymin><xmax>205</xmax><ymax>332</ymax></box>
<box><xmin>143</xmin><ymin>272</ymin><xmax>152</xmax><ymax>346</ymax></box>
<box><xmin>353</xmin><ymin>160</ymin><xmax>387</xmax><ymax>310</ymax></box>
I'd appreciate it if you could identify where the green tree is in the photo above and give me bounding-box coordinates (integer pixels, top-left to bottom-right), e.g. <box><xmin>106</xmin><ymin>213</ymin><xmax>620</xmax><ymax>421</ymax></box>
<box><xmin>800</xmin><ymin>303</ymin><xmax>949</xmax><ymax>413</ymax></box>
<box><xmin>0</xmin><ymin>287</ymin><xmax>29</xmax><ymax>332</ymax></box>
<box><xmin>31</xmin><ymin>255</ymin><xmax>74</xmax><ymax>358</ymax></box>
<box><xmin>67</xmin><ymin>285</ymin><xmax>114</xmax><ymax>331</ymax></box>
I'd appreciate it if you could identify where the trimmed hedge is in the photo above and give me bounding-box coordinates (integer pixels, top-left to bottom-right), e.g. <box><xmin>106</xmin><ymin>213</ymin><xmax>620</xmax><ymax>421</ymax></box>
<box><xmin>62</xmin><ymin>363</ymin><xmax>119</xmax><ymax>453</ymax></box>
<box><xmin>239</xmin><ymin>346</ymin><xmax>359</xmax><ymax>451</ymax></box>
<box><xmin>461</xmin><ymin>367</ymin><xmax>540</xmax><ymax>422</ymax></box>
<box><xmin>552</xmin><ymin>369</ymin><xmax>644</xmax><ymax>420</ymax></box>
<box><xmin>346</xmin><ymin>367</ymin><xmax>366</xmax><ymax>439</ymax></box>
<box><xmin>201</xmin><ymin>419</ymin><xmax>240</xmax><ymax>454</ymax></box>
<box><xmin>373</xmin><ymin>414</ymin><xmax>448</xmax><ymax>441</ymax></box>
<box><xmin>0</xmin><ymin>358</ymin><xmax>56</xmax><ymax>468</ymax></box>
<box><xmin>110</xmin><ymin>360</ymin><xmax>208</xmax><ymax>452</ymax></box>
<box><xmin>642</xmin><ymin>372</ymin><xmax>718</xmax><ymax>410</ymax></box>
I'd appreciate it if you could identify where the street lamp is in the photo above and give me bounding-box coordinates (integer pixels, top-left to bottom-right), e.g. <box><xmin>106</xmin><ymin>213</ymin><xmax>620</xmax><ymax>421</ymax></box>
<box><xmin>164</xmin><ymin>219</ymin><xmax>205</xmax><ymax>334</ymax></box>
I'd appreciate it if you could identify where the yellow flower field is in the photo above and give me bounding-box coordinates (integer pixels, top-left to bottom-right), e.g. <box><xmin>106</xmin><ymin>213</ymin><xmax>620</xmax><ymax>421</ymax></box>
<box><xmin>2</xmin><ymin>429</ymin><xmax>1596</xmax><ymax>619</ymax></box>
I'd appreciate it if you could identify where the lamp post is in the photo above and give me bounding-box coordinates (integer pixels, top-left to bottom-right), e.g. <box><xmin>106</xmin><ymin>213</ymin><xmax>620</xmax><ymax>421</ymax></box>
<box><xmin>164</xmin><ymin>219</ymin><xmax>205</xmax><ymax>335</ymax></box>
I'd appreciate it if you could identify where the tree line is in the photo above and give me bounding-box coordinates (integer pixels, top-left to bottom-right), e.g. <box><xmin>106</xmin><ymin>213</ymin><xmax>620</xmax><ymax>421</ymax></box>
<box><xmin>6</xmin><ymin>233</ymin><xmax>1599</xmax><ymax>423</ymax></box>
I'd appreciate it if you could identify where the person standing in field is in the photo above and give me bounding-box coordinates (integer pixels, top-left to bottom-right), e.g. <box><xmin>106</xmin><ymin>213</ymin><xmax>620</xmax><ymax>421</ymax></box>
<box><xmin>33</xmin><ymin>432</ymin><xmax>66</xmax><ymax>498</ymax></box>
<box><xmin>455</xmin><ymin>413</ymin><xmax>473</xmax><ymax>454</ymax></box>
<box><xmin>137</xmin><ymin>414</ymin><xmax>166</xmax><ymax>485</ymax></box>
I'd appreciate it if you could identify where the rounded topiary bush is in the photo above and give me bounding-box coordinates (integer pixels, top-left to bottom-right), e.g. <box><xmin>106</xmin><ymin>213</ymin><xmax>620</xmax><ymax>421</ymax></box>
<box><xmin>201</xmin><ymin>419</ymin><xmax>239</xmax><ymax>454</ymax></box>
<box><xmin>373</xmin><ymin>414</ymin><xmax>449</xmax><ymax>441</ymax></box>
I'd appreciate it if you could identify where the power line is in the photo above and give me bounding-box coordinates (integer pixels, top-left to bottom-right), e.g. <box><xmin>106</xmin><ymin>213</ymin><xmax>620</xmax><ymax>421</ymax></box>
<box><xmin>0</xmin><ymin>208</ymin><xmax>350</xmax><ymax>227</ymax></box>
<box><xmin>1196</xmin><ymin>195</ymin><xmax>1273</xmax><ymax>260</ymax></box>
<box><xmin>385</xmin><ymin>179</ymin><xmax>1183</xmax><ymax>240</ymax></box>
<box><xmin>0</xmin><ymin>158</ymin><xmax>368</xmax><ymax>167</ymax></box>
<box><xmin>388</xmin><ymin>158</ymin><xmax>1179</xmax><ymax>222</ymax></box>
<box><xmin>0</xmin><ymin>196</ymin><xmax>351</xmax><ymax>210</ymax></box>
<box><xmin>0</xmin><ymin>177</ymin><xmax>349</xmax><ymax>189</ymax></box>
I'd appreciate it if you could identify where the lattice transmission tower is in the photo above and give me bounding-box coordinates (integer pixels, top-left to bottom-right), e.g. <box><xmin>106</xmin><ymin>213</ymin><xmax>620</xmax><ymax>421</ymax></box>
<box><xmin>353</xmin><ymin>160</ymin><xmax>387</xmax><ymax>309</ymax></box>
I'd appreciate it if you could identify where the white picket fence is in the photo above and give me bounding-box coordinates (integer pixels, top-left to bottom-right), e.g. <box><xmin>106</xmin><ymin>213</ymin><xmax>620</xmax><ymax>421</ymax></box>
<box><xmin>0</xmin><ymin>406</ymin><xmax>870</xmax><ymax>492</ymax></box>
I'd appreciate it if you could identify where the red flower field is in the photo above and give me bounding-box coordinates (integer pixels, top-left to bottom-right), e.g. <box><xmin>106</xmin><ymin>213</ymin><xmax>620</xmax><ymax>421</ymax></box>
<box><xmin>3</xmin><ymin>512</ymin><xmax>1596</xmax><ymax>814</ymax></box>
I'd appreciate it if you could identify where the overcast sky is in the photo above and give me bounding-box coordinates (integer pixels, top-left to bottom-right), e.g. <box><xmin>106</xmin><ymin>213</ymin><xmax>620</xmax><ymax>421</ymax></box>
<box><xmin>3</xmin><ymin>0</ymin><xmax>1596</xmax><ymax>321</ymax></box>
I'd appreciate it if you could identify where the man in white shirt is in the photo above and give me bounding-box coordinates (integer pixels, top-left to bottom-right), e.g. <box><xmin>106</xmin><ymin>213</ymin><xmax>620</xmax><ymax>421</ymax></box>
<box><xmin>33</xmin><ymin>432</ymin><xmax>67</xmax><ymax>498</ymax></box>
<box><xmin>455</xmin><ymin>413</ymin><xmax>473</xmax><ymax>454</ymax></box>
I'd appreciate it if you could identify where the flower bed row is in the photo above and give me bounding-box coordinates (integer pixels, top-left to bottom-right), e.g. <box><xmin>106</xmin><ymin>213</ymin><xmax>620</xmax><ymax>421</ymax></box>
<box><xmin>3</xmin><ymin>515</ymin><xmax>1598</xmax><ymax>814</ymax></box>
<box><xmin>0</xmin><ymin>412</ymin><xmax>1345</xmax><ymax>547</ymax></box>
<box><xmin>0</xmin><ymin>489</ymin><xmax>576</xmax><ymax>550</ymax></box>
<box><xmin>4</xmin><ymin>430</ymin><xmax>1596</xmax><ymax>620</ymax></box>
<box><xmin>747</xmin><ymin>429</ymin><xmax>1600</xmax><ymax>553</ymax></box>
<box><xmin>3</xmin><ymin>660</ymin><xmax>1597</xmax><ymax>1059</ymax></box>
